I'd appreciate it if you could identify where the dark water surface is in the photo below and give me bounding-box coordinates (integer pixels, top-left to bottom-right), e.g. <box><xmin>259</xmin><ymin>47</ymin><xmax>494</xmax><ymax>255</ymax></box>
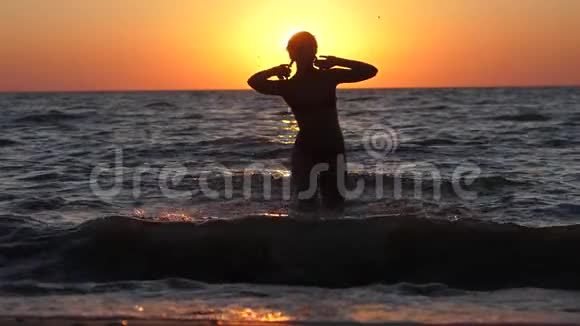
<box><xmin>0</xmin><ymin>88</ymin><xmax>579</xmax><ymax>323</ymax></box>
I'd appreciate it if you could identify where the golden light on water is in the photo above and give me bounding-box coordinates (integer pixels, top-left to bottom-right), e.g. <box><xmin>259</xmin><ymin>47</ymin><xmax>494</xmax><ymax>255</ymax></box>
<box><xmin>133</xmin><ymin>208</ymin><xmax>146</xmax><ymax>219</ymax></box>
<box><xmin>224</xmin><ymin>308</ymin><xmax>291</xmax><ymax>322</ymax></box>
<box><xmin>132</xmin><ymin>208</ymin><xmax>194</xmax><ymax>222</ymax></box>
<box><xmin>270</xmin><ymin>169</ymin><xmax>291</xmax><ymax>178</ymax></box>
<box><xmin>130</xmin><ymin>203</ymin><xmax>291</xmax><ymax>221</ymax></box>
<box><xmin>263</xmin><ymin>209</ymin><xmax>288</xmax><ymax>219</ymax></box>
<box><xmin>275</xmin><ymin>118</ymin><xmax>299</xmax><ymax>145</ymax></box>
<box><xmin>159</xmin><ymin>211</ymin><xmax>193</xmax><ymax>222</ymax></box>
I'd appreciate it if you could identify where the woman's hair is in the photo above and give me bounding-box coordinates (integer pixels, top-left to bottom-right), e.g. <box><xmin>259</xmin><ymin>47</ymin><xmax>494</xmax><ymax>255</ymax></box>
<box><xmin>286</xmin><ymin>31</ymin><xmax>318</xmax><ymax>62</ymax></box>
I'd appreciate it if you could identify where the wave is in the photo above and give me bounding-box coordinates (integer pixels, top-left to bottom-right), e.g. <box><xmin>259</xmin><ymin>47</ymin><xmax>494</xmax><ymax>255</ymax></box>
<box><xmin>0</xmin><ymin>138</ymin><xmax>21</xmax><ymax>147</ymax></box>
<box><xmin>16</xmin><ymin>171</ymin><xmax>63</xmax><ymax>182</ymax></box>
<box><xmin>61</xmin><ymin>105</ymin><xmax>101</xmax><ymax>115</ymax></box>
<box><xmin>344</xmin><ymin>110</ymin><xmax>372</xmax><ymax>117</ymax></box>
<box><xmin>12</xmin><ymin>110</ymin><xmax>92</xmax><ymax>124</ymax></box>
<box><xmin>491</xmin><ymin>113</ymin><xmax>550</xmax><ymax>122</ymax></box>
<box><xmin>13</xmin><ymin>196</ymin><xmax>67</xmax><ymax>211</ymax></box>
<box><xmin>352</xmin><ymin>173</ymin><xmax>526</xmax><ymax>196</ymax></box>
<box><xmin>271</xmin><ymin>110</ymin><xmax>292</xmax><ymax>116</ymax></box>
<box><xmin>194</xmin><ymin>136</ymin><xmax>272</xmax><ymax>147</ymax></box>
<box><xmin>182</xmin><ymin>113</ymin><xmax>204</xmax><ymax>119</ymax></box>
<box><xmin>391</xmin><ymin>96</ymin><xmax>420</xmax><ymax>103</ymax></box>
<box><xmin>541</xmin><ymin>138</ymin><xmax>574</xmax><ymax>147</ymax></box>
<box><xmin>0</xmin><ymin>194</ymin><xmax>17</xmax><ymax>202</ymax></box>
<box><xmin>474</xmin><ymin>99</ymin><xmax>497</xmax><ymax>105</ymax></box>
<box><xmin>411</xmin><ymin>138</ymin><xmax>458</xmax><ymax>146</ymax></box>
<box><xmin>0</xmin><ymin>278</ymin><xmax>206</xmax><ymax>296</ymax></box>
<box><xmin>2</xmin><ymin>215</ymin><xmax>580</xmax><ymax>290</ymax></box>
<box><xmin>342</xmin><ymin>96</ymin><xmax>381</xmax><ymax>102</ymax></box>
<box><xmin>470</xmin><ymin>175</ymin><xmax>527</xmax><ymax>189</ymax></box>
<box><xmin>420</xmin><ymin>104</ymin><xmax>451</xmax><ymax>110</ymax></box>
<box><xmin>66</xmin><ymin>199</ymin><xmax>113</xmax><ymax>209</ymax></box>
<box><xmin>144</xmin><ymin>101</ymin><xmax>176</xmax><ymax>108</ymax></box>
<box><xmin>251</xmin><ymin>147</ymin><xmax>291</xmax><ymax>159</ymax></box>
<box><xmin>83</xmin><ymin>170</ymin><xmax>527</xmax><ymax>205</ymax></box>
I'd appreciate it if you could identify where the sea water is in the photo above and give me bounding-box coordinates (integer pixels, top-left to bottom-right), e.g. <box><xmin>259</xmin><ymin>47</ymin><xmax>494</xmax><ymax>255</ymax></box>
<box><xmin>0</xmin><ymin>88</ymin><xmax>579</xmax><ymax>323</ymax></box>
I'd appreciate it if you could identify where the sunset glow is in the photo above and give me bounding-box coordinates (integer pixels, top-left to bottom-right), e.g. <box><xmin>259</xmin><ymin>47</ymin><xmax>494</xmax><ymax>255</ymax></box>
<box><xmin>1</xmin><ymin>0</ymin><xmax>579</xmax><ymax>91</ymax></box>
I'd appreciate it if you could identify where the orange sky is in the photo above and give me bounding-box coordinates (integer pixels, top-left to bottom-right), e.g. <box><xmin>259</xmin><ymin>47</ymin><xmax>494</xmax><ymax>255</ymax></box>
<box><xmin>1</xmin><ymin>0</ymin><xmax>579</xmax><ymax>91</ymax></box>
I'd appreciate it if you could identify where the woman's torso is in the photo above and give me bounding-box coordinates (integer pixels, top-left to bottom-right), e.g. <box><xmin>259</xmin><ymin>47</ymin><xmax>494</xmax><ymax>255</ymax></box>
<box><xmin>282</xmin><ymin>70</ymin><xmax>345</xmax><ymax>154</ymax></box>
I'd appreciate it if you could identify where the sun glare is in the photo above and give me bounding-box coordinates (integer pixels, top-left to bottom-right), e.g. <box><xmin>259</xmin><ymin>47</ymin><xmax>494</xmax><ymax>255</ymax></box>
<box><xmin>281</xmin><ymin>27</ymin><xmax>305</xmax><ymax>50</ymax></box>
<box><xmin>232</xmin><ymin>0</ymin><xmax>368</xmax><ymax>77</ymax></box>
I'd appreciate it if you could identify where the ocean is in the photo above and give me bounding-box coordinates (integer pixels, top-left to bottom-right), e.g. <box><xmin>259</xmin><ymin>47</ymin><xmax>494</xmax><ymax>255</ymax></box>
<box><xmin>0</xmin><ymin>87</ymin><xmax>580</xmax><ymax>324</ymax></box>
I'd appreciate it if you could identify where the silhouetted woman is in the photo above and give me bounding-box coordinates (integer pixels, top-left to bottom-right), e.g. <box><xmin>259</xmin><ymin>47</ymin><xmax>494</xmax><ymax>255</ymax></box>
<box><xmin>248</xmin><ymin>31</ymin><xmax>378</xmax><ymax>211</ymax></box>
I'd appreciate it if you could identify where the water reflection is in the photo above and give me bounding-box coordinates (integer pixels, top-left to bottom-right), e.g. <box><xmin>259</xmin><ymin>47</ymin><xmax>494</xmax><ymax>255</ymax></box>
<box><xmin>275</xmin><ymin>118</ymin><xmax>299</xmax><ymax>145</ymax></box>
<box><xmin>263</xmin><ymin>209</ymin><xmax>288</xmax><ymax>218</ymax></box>
<box><xmin>222</xmin><ymin>307</ymin><xmax>291</xmax><ymax>322</ymax></box>
<box><xmin>347</xmin><ymin>303</ymin><xmax>567</xmax><ymax>324</ymax></box>
<box><xmin>133</xmin><ymin>208</ymin><xmax>194</xmax><ymax>222</ymax></box>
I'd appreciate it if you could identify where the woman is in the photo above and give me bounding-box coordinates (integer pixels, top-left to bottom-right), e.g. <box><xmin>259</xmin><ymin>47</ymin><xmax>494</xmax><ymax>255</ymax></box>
<box><xmin>248</xmin><ymin>31</ymin><xmax>378</xmax><ymax>211</ymax></box>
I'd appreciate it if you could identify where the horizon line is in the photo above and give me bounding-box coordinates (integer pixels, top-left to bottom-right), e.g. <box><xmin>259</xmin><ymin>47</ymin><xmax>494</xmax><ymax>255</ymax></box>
<box><xmin>1</xmin><ymin>84</ymin><xmax>579</xmax><ymax>94</ymax></box>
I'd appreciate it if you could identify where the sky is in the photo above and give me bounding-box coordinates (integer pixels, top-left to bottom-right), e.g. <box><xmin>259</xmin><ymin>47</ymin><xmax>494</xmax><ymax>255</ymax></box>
<box><xmin>1</xmin><ymin>0</ymin><xmax>579</xmax><ymax>91</ymax></box>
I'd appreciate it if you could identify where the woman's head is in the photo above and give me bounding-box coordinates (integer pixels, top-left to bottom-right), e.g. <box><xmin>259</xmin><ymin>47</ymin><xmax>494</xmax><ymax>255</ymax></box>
<box><xmin>287</xmin><ymin>31</ymin><xmax>317</xmax><ymax>64</ymax></box>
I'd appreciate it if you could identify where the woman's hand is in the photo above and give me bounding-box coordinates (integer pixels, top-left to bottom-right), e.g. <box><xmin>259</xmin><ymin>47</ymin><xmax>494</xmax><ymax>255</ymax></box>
<box><xmin>314</xmin><ymin>55</ymin><xmax>340</xmax><ymax>70</ymax></box>
<box><xmin>317</xmin><ymin>56</ymin><xmax>378</xmax><ymax>84</ymax></box>
<box><xmin>268</xmin><ymin>64</ymin><xmax>292</xmax><ymax>80</ymax></box>
<box><xmin>248</xmin><ymin>64</ymin><xmax>292</xmax><ymax>95</ymax></box>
